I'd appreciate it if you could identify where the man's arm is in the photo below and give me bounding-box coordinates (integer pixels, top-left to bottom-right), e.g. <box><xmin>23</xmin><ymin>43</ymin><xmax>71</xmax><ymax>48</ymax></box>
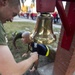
<box><xmin>0</xmin><ymin>45</ymin><xmax>38</xmax><ymax>75</ymax></box>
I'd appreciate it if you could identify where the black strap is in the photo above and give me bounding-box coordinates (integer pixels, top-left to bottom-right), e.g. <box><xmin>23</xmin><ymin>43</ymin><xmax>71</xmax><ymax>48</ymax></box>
<box><xmin>28</xmin><ymin>43</ymin><xmax>32</xmax><ymax>52</ymax></box>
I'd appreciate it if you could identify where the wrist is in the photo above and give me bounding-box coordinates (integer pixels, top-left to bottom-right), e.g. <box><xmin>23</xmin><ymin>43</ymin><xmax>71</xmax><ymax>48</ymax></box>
<box><xmin>29</xmin><ymin>56</ymin><xmax>36</xmax><ymax>63</ymax></box>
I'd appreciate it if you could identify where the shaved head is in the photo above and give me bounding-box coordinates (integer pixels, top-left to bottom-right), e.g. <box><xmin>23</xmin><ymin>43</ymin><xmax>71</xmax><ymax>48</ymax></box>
<box><xmin>0</xmin><ymin>0</ymin><xmax>20</xmax><ymax>23</ymax></box>
<box><xmin>22</xmin><ymin>31</ymin><xmax>30</xmax><ymax>38</ymax></box>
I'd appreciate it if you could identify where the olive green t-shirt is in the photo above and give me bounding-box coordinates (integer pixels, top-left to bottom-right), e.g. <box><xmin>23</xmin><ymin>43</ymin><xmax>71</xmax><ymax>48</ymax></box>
<box><xmin>0</xmin><ymin>21</ymin><xmax>7</xmax><ymax>45</ymax></box>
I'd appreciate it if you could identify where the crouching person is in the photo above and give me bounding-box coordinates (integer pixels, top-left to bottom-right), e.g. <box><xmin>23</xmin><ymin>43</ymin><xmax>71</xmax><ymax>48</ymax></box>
<box><xmin>13</xmin><ymin>31</ymin><xmax>56</xmax><ymax>72</ymax></box>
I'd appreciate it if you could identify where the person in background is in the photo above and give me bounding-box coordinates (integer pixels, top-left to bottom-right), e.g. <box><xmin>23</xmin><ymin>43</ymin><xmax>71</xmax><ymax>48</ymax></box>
<box><xmin>13</xmin><ymin>31</ymin><xmax>56</xmax><ymax>71</ymax></box>
<box><xmin>0</xmin><ymin>0</ymin><xmax>38</xmax><ymax>75</ymax></box>
<box><xmin>52</xmin><ymin>12</ymin><xmax>58</xmax><ymax>24</ymax></box>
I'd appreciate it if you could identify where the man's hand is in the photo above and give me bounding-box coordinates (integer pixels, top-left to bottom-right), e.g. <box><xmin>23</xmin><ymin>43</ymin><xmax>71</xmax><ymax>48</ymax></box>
<box><xmin>30</xmin><ymin>52</ymin><xmax>38</xmax><ymax>62</ymax></box>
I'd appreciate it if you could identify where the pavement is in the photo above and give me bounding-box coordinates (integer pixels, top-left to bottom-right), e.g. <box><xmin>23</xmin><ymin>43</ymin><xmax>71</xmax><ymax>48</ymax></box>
<box><xmin>13</xmin><ymin>16</ymin><xmax>61</xmax><ymax>29</ymax></box>
<box><xmin>13</xmin><ymin>16</ymin><xmax>36</xmax><ymax>23</ymax></box>
<box><xmin>37</xmin><ymin>63</ymin><xmax>54</xmax><ymax>75</ymax></box>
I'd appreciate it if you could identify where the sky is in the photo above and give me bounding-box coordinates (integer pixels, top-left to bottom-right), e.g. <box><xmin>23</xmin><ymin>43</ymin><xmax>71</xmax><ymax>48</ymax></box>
<box><xmin>25</xmin><ymin>0</ymin><xmax>32</xmax><ymax>6</ymax></box>
<box><xmin>55</xmin><ymin>1</ymin><xmax>66</xmax><ymax>11</ymax></box>
<box><xmin>62</xmin><ymin>1</ymin><xmax>66</xmax><ymax>8</ymax></box>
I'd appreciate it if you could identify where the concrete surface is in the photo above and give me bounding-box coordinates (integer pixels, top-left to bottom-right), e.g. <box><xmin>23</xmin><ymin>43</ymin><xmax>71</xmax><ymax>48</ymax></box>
<box><xmin>24</xmin><ymin>63</ymin><xmax>54</xmax><ymax>75</ymax></box>
<box><xmin>13</xmin><ymin>16</ymin><xmax>61</xmax><ymax>29</ymax></box>
<box><xmin>37</xmin><ymin>63</ymin><xmax>54</xmax><ymax>75</ymax></box>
